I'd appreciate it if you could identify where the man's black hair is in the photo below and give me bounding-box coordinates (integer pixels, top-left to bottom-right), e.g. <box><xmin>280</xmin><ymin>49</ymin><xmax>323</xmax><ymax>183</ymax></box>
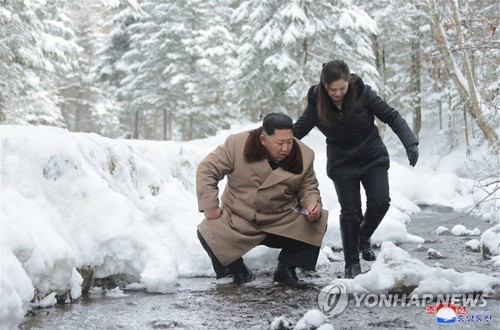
<box><xmin>262</xmin><ymin>113</ymin><xmax>293</xmax><ymax>135</ymax></box>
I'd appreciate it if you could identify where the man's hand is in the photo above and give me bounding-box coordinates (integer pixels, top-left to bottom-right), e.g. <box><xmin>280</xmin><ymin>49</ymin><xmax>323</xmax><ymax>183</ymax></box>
<box><xmin>306</xmin><ymin>203</ymin><xmax>321</xmax><ymax>222</ymax></box>
<box><xmin>204</xmin><ymin>207</ymin><xmax>223</xmax><ymax>219</ymax></box>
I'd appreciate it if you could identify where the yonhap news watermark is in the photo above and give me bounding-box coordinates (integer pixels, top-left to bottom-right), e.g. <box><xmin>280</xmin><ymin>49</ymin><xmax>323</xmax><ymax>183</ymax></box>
<box><xmin>317</xmin><ymin>281</ymin><xmax>490</xmax><ymax>318</ymax></box>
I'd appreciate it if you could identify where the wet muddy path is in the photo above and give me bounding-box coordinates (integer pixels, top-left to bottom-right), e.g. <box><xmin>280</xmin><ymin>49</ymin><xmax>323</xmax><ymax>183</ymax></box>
<box><xmin>20</xmin><ymin>211</ymin><xmax>499</xmax><ymax>329</ymax></box>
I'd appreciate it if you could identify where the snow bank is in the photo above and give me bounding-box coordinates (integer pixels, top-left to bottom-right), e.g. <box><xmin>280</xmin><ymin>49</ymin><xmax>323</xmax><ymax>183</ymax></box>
<box><xmin>1</xmin><ymin>125</ymin><xmax>209</xmax><ymax>327</ymax></box>
<box><xmin>0</xmin><ymin>124</ymin><xmax>490</xmax><ymax>328</ymax></box>
<box><xmin>335</xmin><ymin>242</ymin><xmax>499</xmax><ymax>295</ymax></box>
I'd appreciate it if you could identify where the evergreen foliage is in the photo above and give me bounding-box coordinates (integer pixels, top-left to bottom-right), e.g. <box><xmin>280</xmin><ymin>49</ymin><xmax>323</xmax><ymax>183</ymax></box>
<box><xmin>0</xmin><ymin>0</ymin><xmax>498</xmax><ymax>149</ymax></box>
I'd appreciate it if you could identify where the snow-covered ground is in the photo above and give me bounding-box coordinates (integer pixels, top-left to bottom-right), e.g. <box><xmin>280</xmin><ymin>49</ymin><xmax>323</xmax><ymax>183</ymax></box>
<box><xmin>1</xmin><ymin>124</ymin><xmax>499</xmax><ymax>329</ymax></box>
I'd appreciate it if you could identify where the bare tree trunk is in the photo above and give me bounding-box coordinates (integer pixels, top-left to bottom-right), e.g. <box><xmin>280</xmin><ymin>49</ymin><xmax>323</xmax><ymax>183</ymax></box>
<box><xmin>463</xmin><ymin>102</ymin><xmax>470</xmax><ymax>153</ymax></box>
<box><xmin>75</xmin><ymin>108</ymin><xmax>81</xmax><ymax>132</ymax></box>
<box><xmin>75</xmin><ymin>80</ymin><xmax>87</xmax><ymax>132</ymax></box>
<box><xmin>298</xmin><ymin>36</ymin><xmax>309</xmax><ymax>117</ymax></box>
<box><xmin>371</xmin><ymin>34</ymin><xmax>384</xmax><ymax>92</ymax></box>
<box><xmin>299</xmin><ymin>1</ymin><xmax>309</xmax><ymax>117</ymax></box>
<box><xmin>0</xmin><ymin>91</ymin><xmax>6</xmax><ymax>123</ymax></box>
<box><xmin>411</xmin><ymin>37</ymin><xmax>422</xmax><ymax>139</ymax></box>
<box><xmin>133</xmin><ymin>110</ymin><xmax>140</xmax><ymax>139</ymax></box>
<box><xmin>371</xmin><ymin>33</ymin><xmax>386</xmax><ymax>135</ymax></box>
<box><xmin>152</xmin><ymin>109</ymin><xmax>159</xmax><ymax>140</ymax></box>
<box><xmin>432</xmin><ymin>58</ymin><xmax>442</xmax><ymax>130</ymax></box>
<box><xmin>449</xmin><ymin>0</ymin><xmax>495</xmax><ymax>143</ymax></box>
<box><xmin>167</xmin><ymin>112</ymin><xmax>172</xmax><ymax>140</ymax></box>
<box><xmin>184</xmin><ymin>115</ymin><xmax>193</xmax><ymax>141</ymax></box>
<box><xmin>301</xmin><ymin>2</ymin><xmax>308</xmax><ymax>69</ymax></box>
<box><xmin>427</xmin><ymin>0</ymin><xmax>498</xmax><ymax>145</ymax></box>
<box><xmin>163</xmin><ymin>109</ymin><xmax>167</xmax><ymax>140</ymax></box>
<box><xmin>143</xmin><ymin>111</ymin><xmax>153</xmax><ymax>140</ymax></box>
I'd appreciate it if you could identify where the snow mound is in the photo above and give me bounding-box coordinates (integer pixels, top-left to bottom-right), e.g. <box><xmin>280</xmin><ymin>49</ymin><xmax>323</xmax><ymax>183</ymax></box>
<box><xmin>334</xmin><ymin>242</ymin><xmax>499</xmax><ymax>295</ymax></box>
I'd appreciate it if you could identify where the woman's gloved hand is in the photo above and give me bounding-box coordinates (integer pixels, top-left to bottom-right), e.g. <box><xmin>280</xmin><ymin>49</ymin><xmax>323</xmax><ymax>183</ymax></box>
<box><xmin>406</xmin><ymin>144</ymin><xmax>419</xmax><ymax>167</ymax></box>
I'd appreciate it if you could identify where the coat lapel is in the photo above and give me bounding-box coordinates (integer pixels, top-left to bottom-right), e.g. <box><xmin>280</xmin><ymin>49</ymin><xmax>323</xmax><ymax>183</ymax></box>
<box><xmin>260</xmin><ymin>167</ymin><xmax>295</xmax><ymax>189</ymax></box>
<box><xmin>246</xmin><ymin>158</ymin><xmax>273</xmax><ymax>185</ymax></box>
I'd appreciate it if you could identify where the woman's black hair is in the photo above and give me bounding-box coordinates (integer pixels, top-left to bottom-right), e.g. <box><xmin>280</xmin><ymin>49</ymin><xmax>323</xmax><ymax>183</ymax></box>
<box><xmin>315</xmin><ymin>60</ymin><xmax>358</xmax><ymax>126</ymax></box>
<box><xmin>262</xmin><ymin>112</ymin><xmax>293</xmax><ymax>135</ymax></box>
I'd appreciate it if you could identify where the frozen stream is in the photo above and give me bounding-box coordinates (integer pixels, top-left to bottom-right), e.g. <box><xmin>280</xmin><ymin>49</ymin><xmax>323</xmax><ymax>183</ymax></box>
<box><xmin>20</xmin><ymin>211</ymin><xmax>499</xmax><ymax>329</ymax></box>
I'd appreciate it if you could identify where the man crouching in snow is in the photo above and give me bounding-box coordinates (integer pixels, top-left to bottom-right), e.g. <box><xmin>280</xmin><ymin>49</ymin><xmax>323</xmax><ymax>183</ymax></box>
<box><xmin>196</xmin><ymin>112</ymin><xmax>328</xmax><ymax>285</ymax></box>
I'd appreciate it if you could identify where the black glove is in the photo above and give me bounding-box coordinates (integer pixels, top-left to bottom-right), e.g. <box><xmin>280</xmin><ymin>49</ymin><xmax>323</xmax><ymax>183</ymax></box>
<box><xmin>406</xmin><ymin>144</ymin><xmax>419</xmax><ymax>167</ymax></box>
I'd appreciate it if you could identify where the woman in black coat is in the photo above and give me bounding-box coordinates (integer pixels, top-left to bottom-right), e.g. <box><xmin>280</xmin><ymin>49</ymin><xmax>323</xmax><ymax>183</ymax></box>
<box><xmin>293</xmin><ymin>60</ymin><xmax>419</xmax><ymax>279</ymax></box>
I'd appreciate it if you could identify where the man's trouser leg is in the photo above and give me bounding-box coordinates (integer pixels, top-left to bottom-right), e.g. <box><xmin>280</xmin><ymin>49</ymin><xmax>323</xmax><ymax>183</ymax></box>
<box><xmin>197</xmin><ymin>230</ymin><xmax>244</xmax><ymax>279</ymax></box>
<box><xmin>259</xmin><ymin>233</ymin><xmax>321</xmax><ymax>271</ymax></box>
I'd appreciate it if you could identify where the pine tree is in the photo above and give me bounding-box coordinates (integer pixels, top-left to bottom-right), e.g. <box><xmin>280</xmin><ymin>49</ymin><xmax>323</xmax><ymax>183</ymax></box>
<box><xmin>54</xmin><ymin>0</ymin><xmax>123</xmax><ymax>138</ymax></box>
<box><xmin>228</xmin><ymin>0</ymin><xmax>378</xmax><ymax>120</ymax></box>
<box><xmin>360</xmin><ymin>0</ymin><xmax>432</xmax><ymax>141</ymax></box>
<box><xmin>0</xmin><ymin>0</ymin><xmax>80</xmax><ymax>126</ymax></box>
<box><xmin>160</xmin><ymin>0</ymin><xmax>236</xmax><ymax>140</ymax></box>
<box><xmin>92</xmin><ymin>3</ymin><xmax>138</xmax><ymax>138</ymax></box>
<box><xmin>116</xmin><ymin>0</ymin><xmax>236</xmax><ymax>140</ymax></box>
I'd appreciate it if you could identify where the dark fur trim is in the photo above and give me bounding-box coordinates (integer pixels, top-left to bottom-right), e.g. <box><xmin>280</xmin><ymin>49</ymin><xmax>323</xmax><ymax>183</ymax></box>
<box><xmin>243</xmin><ymin>128</ymin><xmax>303</xmax><ymax>174</ymax></box>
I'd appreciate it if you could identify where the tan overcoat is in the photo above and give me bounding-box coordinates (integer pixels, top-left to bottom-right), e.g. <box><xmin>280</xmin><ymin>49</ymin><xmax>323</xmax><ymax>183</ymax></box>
<box><xmin>196</xmin><ymin>128</ymin><xmax>328</xmax><ymax>266</ymax></box>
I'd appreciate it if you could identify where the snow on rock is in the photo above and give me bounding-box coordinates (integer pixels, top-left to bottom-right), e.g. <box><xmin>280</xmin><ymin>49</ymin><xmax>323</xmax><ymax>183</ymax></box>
<box><xmin>105</xmin><ymin>287</ymin><xmax>128</xmax><ymax>298</ymax></box>
<box><xmin>436</xmin><ymin>226</ymin><xmax>450</xmax><ymax>235</ymax></box>
<box><xmin>450</xmin><ymin>224</ymin><xmax>481</xmax><ymax>236</ymax></box>
<box><xmin>270</xmin><ymin>316</ymin><xmax>294</xmax><ymax>330</ymax></box>
<box><xmin>0</xmin><ymin>250</ymin><xmax>34</xmax><ymax>329</ymax></box>
<box><xmin>316</xmin><ymin>325</ymin><xmax>335</xmax><ymax>330</ymax></box>
<box><xmin>293</xmin><ymin>309</ymin><xmax>331</xmax><ymax>330</ymax></box>
<box><xmin>426</xmin><ymin>248</ymin><xmax>445</xmax><ymax>259</ymax></box>
<box><xmin>333</xmin><ymin>242</ymin><xmax>499</xmax><ymax>295</ymax></box>
<box><xmin>465</xmin><ymin>239</ymin><xmax>481</xmax><ymax>252</ymax></box>
<box><xmin>480</xmin><ymin>225</ymin><xmax>500</xmax><ymax>256</ymax></box>
<box><xmin>491</xmin><ymin>256</ymin><xmax>500</xmax><ymax>268</ymax></box>
<box><xmin>321</xmin><ymin>246</ymin><xmax>343</xmax><ymax>262</ymax></box>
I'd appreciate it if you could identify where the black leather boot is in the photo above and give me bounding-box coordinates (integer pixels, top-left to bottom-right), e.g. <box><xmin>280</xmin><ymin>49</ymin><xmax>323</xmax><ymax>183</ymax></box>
<box><xmin>340</xmin><ymin>214</ymin><xmax>361</xmax><ymax>279</ymax></box>
<box><xmin>345</xmin><ymin>263</ymin><xmax>361</xmax><ymax>279</ymax></box>
<box><xmin>231</xmin><ymin>262</ymin><xmax>255</xmax><ymax>285</ymax></box>
<box><xmin>273</xmin><ymin>261</ymin><xmax>298</xmax><ymax>284</ymax></box>
<box><xmin>359</xmin><ymin>236</ymin><xmax>376</xmax><ymax>261</ymax></box>
<box><xmin>359</xmin><ymin>202</ymin><xmax>389</xmax><ymax>262</ymax></box>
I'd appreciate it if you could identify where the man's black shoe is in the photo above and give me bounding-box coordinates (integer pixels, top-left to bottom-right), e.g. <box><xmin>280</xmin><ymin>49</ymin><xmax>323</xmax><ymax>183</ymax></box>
<box><xmin>231</xmin><ymin>263</ymin><xmax>255</xmax><ymax>285</ymax></box>
<box><xmin>273</xmin><ymin>261</ymin><xmax>298</xmax><ymax>284</ymax></box>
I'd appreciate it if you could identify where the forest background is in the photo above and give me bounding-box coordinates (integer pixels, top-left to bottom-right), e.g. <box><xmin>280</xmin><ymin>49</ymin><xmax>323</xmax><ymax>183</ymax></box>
<box><xmin>0</xmin><ymin>0</ymin><xmax>498</xmax><ymax>154</ymax></box>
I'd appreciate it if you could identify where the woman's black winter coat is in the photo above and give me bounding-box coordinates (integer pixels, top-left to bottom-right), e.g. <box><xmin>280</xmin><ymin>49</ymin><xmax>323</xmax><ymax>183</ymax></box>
<box><xmin>293</xmin><ymin>75</ymin><xmax>418</xmax><ymax>181</ymax></box>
